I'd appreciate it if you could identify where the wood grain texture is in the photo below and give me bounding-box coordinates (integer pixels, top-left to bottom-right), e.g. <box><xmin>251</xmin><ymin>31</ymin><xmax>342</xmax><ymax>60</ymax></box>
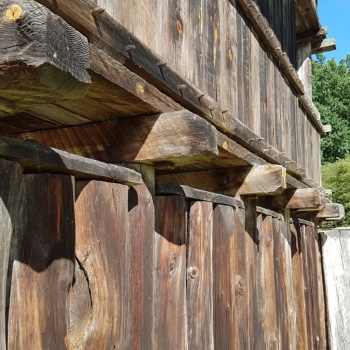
<box><xmin>0</xmin><ymin>160</ymin><xmax>23</xmax><ymax>350</ymax></box>
<box><xmin>320</xmin><ymin>229</ymin><xmax>350</xmax><ymax>350</ymax></box>
<box><xmin>187</xmin><ymin>201</ymin><xmax>214</xmax><ymax>350</ymax></box>
<box><xmin>0</xmin><ymin>0</ymin><xmax>90</xmax><ymax>112</ymax></box>
<box><xmin>7</xmin><ymin>174</ymin><xmax>75</xmax><ymax>349</ymax></box>
<box><xmin>154</xmin><ymin>196</ymin><xmax>187</xmax><ymax>349</ymax></box>
<box><xmin>73</xmin><ymin>180</ymin><xmax>129</xmax><ymax>349</ymax></box>
<box><xmin>212</xmin><ymin>204</ymin><xmax>235</xmax><ymax>349</ymax></box>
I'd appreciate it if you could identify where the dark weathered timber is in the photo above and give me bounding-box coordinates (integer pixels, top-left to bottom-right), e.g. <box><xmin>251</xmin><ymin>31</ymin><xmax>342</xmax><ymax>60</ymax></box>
<box><xmin>212</xmin><ymin>204</ymin><xmax>235</xmax><ymax>349</ymax></box>
<box><xmin>8</xmin><ymin>174</ymin><xmax>75</xmax><ymax>349</ymax></box>
<box><xmin>233</xmin><ymin>206</ymin><xmax>250</xmax><ymax>349</ymax></box>
<box><xmin>73</xmin><ymin>180</ymin><xmax>129</xmax><ymax>348</ymax></box>
<box><xmin>187</xmin><ymin>201</ymin><xmax>214</xmax><ymax>349</ymax></box>
<box><xmin>258</xmin><ymin>188</ymin><xmax>324</xmax><ymax>210</ymax></box>
<box><xmin>0</xmin><ymin>136</ymin><xmax>141</xmax><ymax>185</ymax></box>
<box><xmin>155</xmin><ymin>182</ymin><xmax>244</xmax><ymax>208</ymax></box>
<box><xmin>126</xmin><ymin>164</ymin><xmax>155</xmax><ymax>349</ymax></box>
<box><xmin>154</xmin><ymin>196</ymin><xmax>187</xmax><ymax>349</ymax></box>
<box><xmin>290</xmin><ymin>219</ymin><xmax>308</xmax><ymax>350</ymax></box>
<box><xmin>157</xmin><ymin>165</ymin><xmax>287</xmax><ymax>196</ymax></box>
<box><xmin>0</xmin><ymin>0</ymin><xmax>90</xmax><ymax>112</ymax></box>
<box><xmin>297</xmin><ymin>26</ymin><xmax>328</xmax><ymax>44</ymax></box>
<box><xmin>316</xmin><ymin>203</ymin><xmax>345</xmax><ymax>221</ymax></box>
<box><xmin>292</xmin><ymin>0</ymin><xmax>321</xmax><ymax>34</ymax></box>
<box><xmin>31</xmin><ymin>0</ymin><xmax>322</xmax><ymax>187</ymax></box>
<box><xmin>0</xmin><ymin>160</ymin><xmax>23</xmax><ymax>350</ymax></box>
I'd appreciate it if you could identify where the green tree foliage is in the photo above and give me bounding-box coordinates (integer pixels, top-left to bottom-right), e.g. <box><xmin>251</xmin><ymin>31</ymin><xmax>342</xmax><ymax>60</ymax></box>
<box><xmin>312</xmin><ymin>54</ymin><xmax>350</xmax><ymax>163</ymax></box>
<box><xmin>322</xmin><ymin>157</ymin><xmax>350</xmax><ymax>226</ymax></box>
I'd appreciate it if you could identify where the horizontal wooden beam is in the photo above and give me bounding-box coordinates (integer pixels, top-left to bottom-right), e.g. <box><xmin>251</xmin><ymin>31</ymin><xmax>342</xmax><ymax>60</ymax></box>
<box><xmin>155</xmin><ymin>182</ymin><xmax>244</xmax><ymax>209</ymax></box>
<box><xmin>312</xmin><ymin>38</ymin><xmax>337</xmax><ymax>54</ymax></box>
<box><xmin>0</xmin><ymin>0</ymin><xmax>90</xmax><ymax>112</ymax></box>
<box><xmin>316</xmin><ymin>203</ymin><xmax>345</xmax><ymax>221</ymax></box>
<box><xmin>257</xmin><ymin>188</ymin><xmax>324</xmax><ymax>210</ymax></box>
<box><xmin>297</xmin><ymin>27</ymin><xmax>328</xmax><ymax>45</ymax></box>
<box><xmin>0</xmin><ymin>136</ymin><xmax>141</xmax><ymax>186</ymax></box>
<box><xmin>157</xmin><ymin>165</ymin><xmax>287</xmax><ymax>196</ymax></box>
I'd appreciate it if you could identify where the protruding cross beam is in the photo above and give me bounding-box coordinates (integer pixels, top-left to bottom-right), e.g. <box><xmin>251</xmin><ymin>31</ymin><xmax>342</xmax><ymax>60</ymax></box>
<box><xmin>316</xmin><ymin>203</ymin><xmax>345</xmax><ymax>221</ymax></box>
<box><xmin>257</xmin><ymin>188</ymin><xmax>325</xmax><ymax>210</ymax></box>
<box><xmin>157</xmin><ymin>165</ymin><xmax>287</xmax><ymax>196</ymax></box>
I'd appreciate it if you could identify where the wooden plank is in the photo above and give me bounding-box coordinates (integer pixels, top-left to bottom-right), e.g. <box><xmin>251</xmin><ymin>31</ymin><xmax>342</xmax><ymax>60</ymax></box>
<box><xmin>0</xmin><ymin>160</ymin><xmax>23</xmax><ymax>350</ymax></box>
<box><xmin>154</xmin><ymin>196</ymin><xmax>187</xmax><ymax>349</ymax></box>
<box><xmin>124</xmin><ymin>164</ymin><xmax>155</xmax><ymax>349</ymax></box>
<box><xmin>187</xmin><ymin>201</ymin><xmax>214</xmax><ymax>349</ymax></box>
<box><xmin>233</xmin><ymin>206</ymin><xmax>249</xmax><ymax>349</ymax></box>
<box><xmin>8</xmin><ymin>174</ymin><xmax>75</xmax><ymax>349</ymax></box>
<box><xmin>73</xmin><ymin>180</ymin><xmax>129</xmax><ymax>348</ymax></box>
<box><xmin>155</xmin><ymin>182</ymin><xmax>244</xmax><ymax>208</ymax></box>
<box><xmin>312</xmin><ymin>38</ymin><xmax>336</xmax><ymax>54</ymax></box>
<box><xmin>158</xmin><ymin>165</ymin><xmax>287</xmax><ymax>196</ymax></box>
<box><xmin>212</xmin><ymin>204</ymin><xmax>236</xmax><ymax>349</ymax></box>
<box><xmin>0</xmin><ymin>0</ymin><xmax>90</xmax><ymax>112</ymax></box>
<box><xmin>273</xmin><ymin>216</ymin><xmax>291</xmax><ymax>349</ymax></box>
<box><xmin>0</xmin><ymin>136</ymin><xmax>141</xmax><ymax>185</ymax></box>
<box><xmin>258</xmin><ymin>188</ymin><xmax>324</xmax><ymax>210</ymax></box>
<box><xmin>290</xmin><ymin>219</ymin><xmax>308</xmax><ymax>350</ymax></box>
<box><xmin>320</xmin><ymin>229</ymin><xmax>350</xmax><ymax>350</ymax></box>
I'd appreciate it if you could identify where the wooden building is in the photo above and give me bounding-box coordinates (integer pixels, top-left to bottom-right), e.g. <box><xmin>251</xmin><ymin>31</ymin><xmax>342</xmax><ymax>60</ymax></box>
<box><xmin>0</xmin><ymin>0</ymin><xmax>343</xmax><ymax>349</ymax></box>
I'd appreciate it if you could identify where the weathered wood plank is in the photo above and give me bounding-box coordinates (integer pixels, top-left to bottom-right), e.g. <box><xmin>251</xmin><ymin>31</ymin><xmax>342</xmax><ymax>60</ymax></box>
<box><xmin>0</xmin><ymin>160</ymin><xmax>23</xmax><ymax>350</ymax></box>
<box><xmin>73</xmin><ymin>180</ymin><xmax>129</xmax><ymax>349</ymax></box>
<box><xmin>187</xmin><ymin>201</ymin><xmax>214</xmax><ymax>349</ymax></box>
<box><xmin>290</xmin><ymin>219</ymin><xmax>308</xmax><ymax>350</ymax></box>
<box><xmin>126</xmin><ymin>164</ymin><xmax>155</xmax><ymax>349</ymax></box>
<box><xmin>0</xmin><ymin>136</ymin><xmax>141</xmax><ymax>185</ymax></box>
<box><xmin>8</xmin><ymin>174</ymin><xmax>75</xmax><ymax>349</ymax></box>
<box><xmin>154</xmin><ymin>196</ymin><xmax>187</xmax><ymax>349</ymax></box>
<box><xmin>155</xmin><ymin>182</ymin><xmax>244</xmax><ymax>208</ymax></box>
<box><xmin>320</xmin><ymin>229</ymin><xmax>350</xmax><ymax>350</ymax></box>
<box><xmin>213</xmin><ymin>204</ymin><xmax>235</xmax><ymax>349</ymax></box>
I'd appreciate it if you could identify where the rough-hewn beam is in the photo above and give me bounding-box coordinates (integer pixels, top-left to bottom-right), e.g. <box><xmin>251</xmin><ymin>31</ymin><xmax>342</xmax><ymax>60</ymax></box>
<box><xmin>0</xmin><ymin>0</ymin><xmax>90</xmax><ymax>113</ymax></box>
<box><xmin>292</xmin><ymin>0</ymin><xmax>321</xmax><ymax>34</ymax></box>
<box><xmin>297</xmin><ymin>27</ymin><xmax>328</xmax><ymax>45</ymax></box>
<box><xmin>316</xmin><ymin>203</ymin><xmax>345</xmax><ymax>221</ymax></box>
<box><xmin>257</xmin><ymin>188</ymin><xmax>324</xmax><ymax>210</ymax></box>
<box><xmin>0</xmin><ymin>136</ymin><xmax>141</xmax><ymax>185</ymax></box>
<box><xmin>312</xmin><ymin>39</ymin><xmax>337</xmax><ymax>54</ymax></box>
<box><xmin>157</xmin><ymin>165</ymin><xmax>287</xmax><ymax>196</ymax></box>
<box><xmin>155</xmin><ymin>182</ymin><xmax>244</xmax><ymax>209</ymax></box>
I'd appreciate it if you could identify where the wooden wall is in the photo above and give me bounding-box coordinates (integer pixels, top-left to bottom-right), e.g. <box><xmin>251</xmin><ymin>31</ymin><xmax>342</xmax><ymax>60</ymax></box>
<box><xmin>1</xmin><ymin>159</ymin><xmax>327</xmax><ymax>349</ymax></box>
<box><xmin>95</xmin><ymin>0</ymin><xmax>321</xmax><ymax>183</ymax></box>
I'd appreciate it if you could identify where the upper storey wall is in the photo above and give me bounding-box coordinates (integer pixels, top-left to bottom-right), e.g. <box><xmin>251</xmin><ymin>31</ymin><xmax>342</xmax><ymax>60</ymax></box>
<box><xmin>95</xmin><ymin>0</ymin><xmax>321</xmax><ymax>183</ymax></box>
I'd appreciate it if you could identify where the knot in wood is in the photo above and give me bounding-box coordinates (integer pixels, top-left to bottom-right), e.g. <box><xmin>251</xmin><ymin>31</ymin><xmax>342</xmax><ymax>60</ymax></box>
<box><xmin>187</xmin><ymin>266</ymin><xmax>199</xmax><ymax>279</ymax></box>
<box><xmin>5</xmin><ymin>4</ymin><xmax>23</xmax><ymax>21</ymax></box>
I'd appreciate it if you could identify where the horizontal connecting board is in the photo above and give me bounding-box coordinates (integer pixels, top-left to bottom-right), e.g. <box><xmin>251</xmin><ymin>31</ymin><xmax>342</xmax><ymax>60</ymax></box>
<box><xmin>0</xmin><ymin>136</ymin><xmax>141</xmax><ymax>185</ymax></box>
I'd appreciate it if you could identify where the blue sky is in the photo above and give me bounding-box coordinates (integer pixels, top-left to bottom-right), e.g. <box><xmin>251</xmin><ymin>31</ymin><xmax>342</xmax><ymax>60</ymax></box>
<box><xmin>317</xmin><ymin>0</ymin><xmax>350</xmax><ymax>62</ymax></box>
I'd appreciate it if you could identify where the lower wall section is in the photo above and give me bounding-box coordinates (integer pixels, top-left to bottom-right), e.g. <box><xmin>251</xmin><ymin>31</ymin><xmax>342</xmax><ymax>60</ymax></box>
<box><xmin>1</xmin><ymin>160</ymin><xmax>327</xmax><ymax>349</ymax></box>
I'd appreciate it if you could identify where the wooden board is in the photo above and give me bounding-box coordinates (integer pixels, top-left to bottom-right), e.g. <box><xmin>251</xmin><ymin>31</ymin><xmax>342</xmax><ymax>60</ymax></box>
<box><xmin>212</xmin><ymin>204</ymin><xmax>236</xmax><ymax>349</ymax></box>
<box><xmin>320</xmin><ymin>229</ymin><xmax>350</xmax><ymax>350</ymax></box>
<box><xmin>73</xmin><ymin>180</ymin><xmax>129</xmax><ymax>349</ymax></box>
<box><xmin>0</xmin><ymin>160</ymin><xmax>23</xmax><ymax>350</ymax></box>
<box><xmin>154</xmin><ymin>196</ymin><xmax>187</xmax><ymax>349</ymax></box>
<box><xmin>187</xmin><ymin>201</ymin><xmax>214</xmax><ymax>349</ymax></box>
<box><xmin>7</xmin><ymin>174</ymin><xmax>75</xmax><ymax>349</ymax></box>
